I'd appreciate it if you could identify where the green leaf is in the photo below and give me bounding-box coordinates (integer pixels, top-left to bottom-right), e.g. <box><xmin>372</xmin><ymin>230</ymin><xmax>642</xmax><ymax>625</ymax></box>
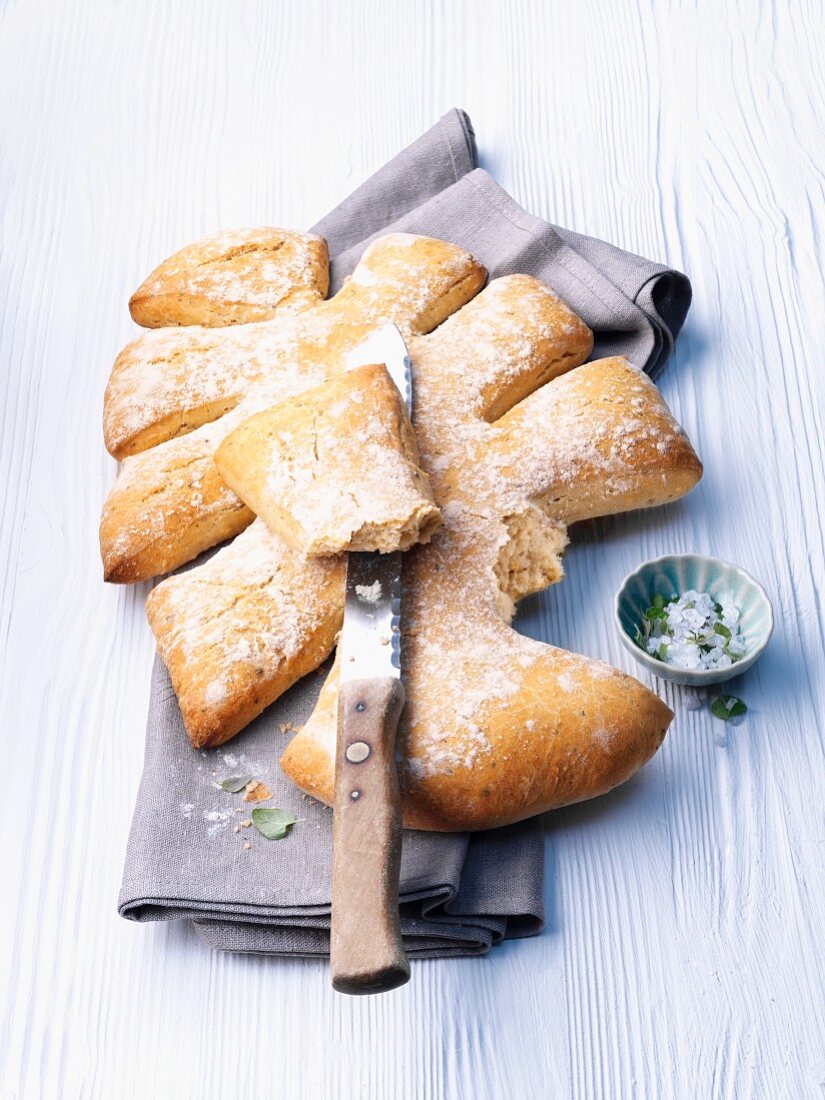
<box><xmin>710</xmin><ymin>695</ymin><xmax>747</xmax><ymax>721</ymax></box>
<box><xmin>251</xmin><ymin>807</ymin><xmax>297</xmax><ymax>840</ymax></box>
<box><xmin>657</xmin><ymin>642</ymin><xmax>668</xmax><ymax>661</ymax></box>
<box><xmin>646</xmin><ymin>607</ymin><xmax>668</xmax><ymax>622</ymax></box>
<box><xmin>652</xmin><ymin>594</ymin><xmax>666</xmax><ymax>610</ymax></box>
<box><xmin>715</xmin><ymin>623</ymin><xmax>732</xmax><ymax>639</ymax></box>
<box><xmin>220</xmin><ymin>775</ymin><xmax>253</xmax><ymax>793</ymax></box>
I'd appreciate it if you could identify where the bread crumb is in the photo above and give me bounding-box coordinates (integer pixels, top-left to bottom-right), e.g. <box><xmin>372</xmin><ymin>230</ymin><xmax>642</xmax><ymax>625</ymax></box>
<box><xmin>243</xmin><ymin>841</ymin><xmax>252</xmax><ymax>850</ymax></box>
<box><xmin>240</xmin><ymin>819</ymin><xmax>252</xmax><ymax>828</ymax></box>
<box><xmin>233</xmin><ymin>825</ymin><xmax>240</xmax><ymax>833</ymax></box>
<box><xmin>243</xmin><ymin>780</ymin><xmax>272</xmax><ymax>803</ymax></box>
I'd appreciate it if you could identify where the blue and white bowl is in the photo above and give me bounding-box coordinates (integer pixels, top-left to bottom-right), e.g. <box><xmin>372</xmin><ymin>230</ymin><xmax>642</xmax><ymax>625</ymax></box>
<box><xmin>614</xmin><ymin>554</ymin><xmax>773</xmax><ymax>686</ymax></box>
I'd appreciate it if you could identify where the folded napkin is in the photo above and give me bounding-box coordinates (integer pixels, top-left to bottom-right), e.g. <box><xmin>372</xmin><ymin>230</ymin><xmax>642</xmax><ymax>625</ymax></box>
<box><xmin>119</xmin><ymin>108</ymin><xmax>691</xmax><ymax>957</ymax></box>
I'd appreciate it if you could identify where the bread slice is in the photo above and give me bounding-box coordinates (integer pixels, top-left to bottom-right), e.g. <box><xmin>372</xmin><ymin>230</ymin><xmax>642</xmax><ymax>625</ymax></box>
<box><xmin>215</xmin><ymin>362</ymin><xmax>442</xmax><ymax>556</ymax></box>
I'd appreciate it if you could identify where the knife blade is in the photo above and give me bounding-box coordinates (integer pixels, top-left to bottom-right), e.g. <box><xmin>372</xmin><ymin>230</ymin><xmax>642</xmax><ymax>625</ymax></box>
<box><xmin>337</xmin><ymin>323</ymin><xmax>409</xmax><ymax>685</ymax></box>
<box><xmin>329</xmin><ymin>324</ymin><xmax>412</xmax><ymax>995</ymax></box>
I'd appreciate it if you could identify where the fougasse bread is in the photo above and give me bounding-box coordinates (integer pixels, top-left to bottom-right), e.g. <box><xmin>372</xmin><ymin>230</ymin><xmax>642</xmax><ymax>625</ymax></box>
<box><xmin>215</xmin><ymin>362</ymin><xmax>442</xmax><ymax>556</ymax></box>
<box><xmin>127</xmin><ymin>245</ymin><xmax>703</xmax><ymax>829</ymax></box>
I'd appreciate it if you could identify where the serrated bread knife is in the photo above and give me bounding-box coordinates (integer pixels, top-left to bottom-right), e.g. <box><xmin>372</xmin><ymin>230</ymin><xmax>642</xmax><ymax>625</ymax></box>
<box><xmin>330</xmin><ymin>324</ymin><xmax>412</xmax><ymax>995</ymax></box>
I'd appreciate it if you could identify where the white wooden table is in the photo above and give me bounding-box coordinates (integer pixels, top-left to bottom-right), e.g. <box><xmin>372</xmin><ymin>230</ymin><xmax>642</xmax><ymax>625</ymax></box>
<box><xmin>2</xmin><ymin>2</ymin><xmax>823</xmax><ymax>1096</ymax></box>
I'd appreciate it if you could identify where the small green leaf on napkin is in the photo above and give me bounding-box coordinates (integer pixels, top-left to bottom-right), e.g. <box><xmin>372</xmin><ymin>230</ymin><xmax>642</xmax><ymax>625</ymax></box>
<box><xmin>710</xmin><ymin>695</ymin><xmax>747</xmax><ymax>721</ymax></box>
<box><xmin>251</xmin><ymin>807</ymin><xmax>297</xmax><ymax>840</ymax></box>
<box><xmin>220</xmin><ymin>775</ymin><xmax>254</xmax><ymax>793</ymax></box>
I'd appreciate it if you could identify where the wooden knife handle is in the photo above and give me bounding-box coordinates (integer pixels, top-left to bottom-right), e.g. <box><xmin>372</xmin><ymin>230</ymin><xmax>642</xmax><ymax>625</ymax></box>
<box><xmin>331</xmin><ymin>676</ymin><xmax>410</xmax><ymax>995</ymax></box>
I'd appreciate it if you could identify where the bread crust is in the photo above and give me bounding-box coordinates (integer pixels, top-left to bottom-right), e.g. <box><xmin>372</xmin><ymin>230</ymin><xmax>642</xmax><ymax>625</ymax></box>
<box><xmin>105</xmin><ymin>233</ymin><xmax>485</xmax><ymax>460</ymax></box>
<box><xmin>215</xmin><ymin>363</ymin><xmax>442</xmax><ymax>556</ymax></box>
<box><xmin>281</xmin><ymin>646</ymin><xmax>672</xmax><ymax>832</ymax></box>
<box><xmin>129</xmin><ymin>227</ymin><xmax>330</xmax><ymax>328</ymax></box>
<box><xmin>145</xmin><ymin>520</ymin><xmax>344</xmax><ymax>749</ymax></box>
<box><xmin>100</xmin><ymin>234</ymin><xmax>485</xmax><ymax>582</ymax></box>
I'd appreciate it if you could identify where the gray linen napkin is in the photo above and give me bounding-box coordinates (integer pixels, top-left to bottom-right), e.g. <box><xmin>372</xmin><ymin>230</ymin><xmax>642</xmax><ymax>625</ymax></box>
<box><xmin>118</xmin><ymin>109</ymin><xmax>691</xmax><ymax>957</ymax></box>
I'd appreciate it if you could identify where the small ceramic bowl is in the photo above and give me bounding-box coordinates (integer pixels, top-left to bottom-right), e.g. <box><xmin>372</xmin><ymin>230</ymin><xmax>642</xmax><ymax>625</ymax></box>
<box><xmin>614</xmin><ymin>553</ymin><xmax>773</xmax><ymax>686</ymax></box>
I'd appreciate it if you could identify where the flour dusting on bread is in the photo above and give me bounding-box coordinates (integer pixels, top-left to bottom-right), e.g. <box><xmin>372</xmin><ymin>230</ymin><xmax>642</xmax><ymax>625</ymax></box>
<box><xmin>129</xmin><ymin>227</ymin><xmax>329</xmax><ymax>328</ymax></box>
<box><xmin>101</xmin><ymin>230</ymin><xmax>702</xmax><ymax>829</ymax></box>
<box><xmin>214</xmin><ymin>362</ymin><xmax>442</xmax><ymax>556</ymax></box>
<box><xmin>101</xmin><ymin>235</ymin><xmax>485</xmax><ymax>581</ymax></box>
<box><xmin>146</xmin><ymin>520</ymin><xmax>344</xmax><ymax>748</ymax></box>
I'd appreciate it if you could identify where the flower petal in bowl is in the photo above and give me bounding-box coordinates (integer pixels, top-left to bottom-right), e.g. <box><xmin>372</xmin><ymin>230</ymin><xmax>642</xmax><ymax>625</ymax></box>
<box><xmin>614</xmin><ymin>554</ymin><xmax>773</xmax><ymax>686</ymax></box>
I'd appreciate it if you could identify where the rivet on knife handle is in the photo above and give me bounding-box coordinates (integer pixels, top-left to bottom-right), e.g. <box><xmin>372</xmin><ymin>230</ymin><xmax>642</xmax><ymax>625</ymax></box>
<box><xmin>331</xmin><ymin>676</ymin><xmax>409</xmax><ymax>995</ymax></box>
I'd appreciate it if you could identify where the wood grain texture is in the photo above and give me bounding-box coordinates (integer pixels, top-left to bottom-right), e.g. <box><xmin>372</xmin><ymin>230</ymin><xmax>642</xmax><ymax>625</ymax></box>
<box><xmin>332</xmin><ymin>677</ymin><xmax>408</xmax><ymax>995</ymax></box>
<box><xmin>1</xmin><ymin>0</ymin><xmax>823</xmax><ymax>1096</ymax></box>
